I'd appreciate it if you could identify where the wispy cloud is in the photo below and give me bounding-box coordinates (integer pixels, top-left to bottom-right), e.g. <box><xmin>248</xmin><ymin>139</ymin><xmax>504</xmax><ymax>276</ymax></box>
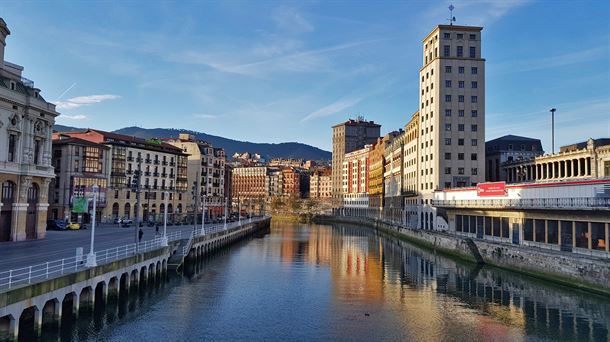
<box><xmin>193</xmin><ymin>114</ymin><xmax>218</xmax><ymax>119</ymax></box>
<box><xmin>273</xmin><ymin>7</ymin><xmax>314</xmax><ymax>33</ymax></box>
<box><xmin>492</xmin><ymin>46</ymin><xmax>609</xmax><ymax>73</ymax></box>
<box><xmin>58</xmin><ymin>114</ymin><xmax>87</xmax><ymax>120</ymax></box>
<box><xmin>55</xmin><ymin>95</ymin><xmax>121</xmax><ymax>110</ymax></box>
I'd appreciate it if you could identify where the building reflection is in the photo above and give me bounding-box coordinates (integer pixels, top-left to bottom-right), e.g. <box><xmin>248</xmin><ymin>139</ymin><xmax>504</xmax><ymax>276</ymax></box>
<box><xmin>271</xmin><ymin>222</ymin><xmax>610</xmax><ymax>342</ymax></box>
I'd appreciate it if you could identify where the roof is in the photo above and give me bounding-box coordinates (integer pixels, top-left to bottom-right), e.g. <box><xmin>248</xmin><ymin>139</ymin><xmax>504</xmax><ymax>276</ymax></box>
<box><xmin>422</xmin><ymin>24</ymin><xmax>483</xmax><ymax>42</ymax></box>
<box><xmin>332</xmin><ymin>118</ymin><xmax>381</xmax><ymax>128</ymax></box>
<box><xmin>52</xmin><ymin>134</ymin><xmax>110</xmax><ymax>149</ymax></box>
<box><xmin>560</xmin><ymin>138</ymin><xmax>610</xmax><ymax>152</ymax></box>
<box><xmin>57</xmin><ymin>129</ymin><xmax>184</xmax><ymax>154</ymax></box>
<box><xmin>485</xmin><ymin>135</ymin><xmax>543</xmax><ymax>153</ymax></box>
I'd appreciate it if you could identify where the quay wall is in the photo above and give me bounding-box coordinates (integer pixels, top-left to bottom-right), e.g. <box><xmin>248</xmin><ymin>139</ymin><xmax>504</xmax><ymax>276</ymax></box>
<box><xmin>315</xmin><ymin>215</ymin><xmax>610</xmax><ymax>296</ymax></box>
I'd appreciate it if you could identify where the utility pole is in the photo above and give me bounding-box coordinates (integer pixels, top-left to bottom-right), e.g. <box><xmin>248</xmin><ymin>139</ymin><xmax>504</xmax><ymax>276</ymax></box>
<box><xmin>550</xmin><ymin>108</ymin><xmax>556</xmax><ymax>154</ymax></box>
<box><xmin>201</xmin><ymin>193</ymin><xmax>206</xmax><ymax>235</ymax></box>
<box><xmin>192</xmin><ymin>171</ymin><xmax>199</xmax><ymax>232</ymax></box>
<box><xmin>134</xmin><ymin>158</ymin><xmax>142</xmax><ymax>248</ymax></box>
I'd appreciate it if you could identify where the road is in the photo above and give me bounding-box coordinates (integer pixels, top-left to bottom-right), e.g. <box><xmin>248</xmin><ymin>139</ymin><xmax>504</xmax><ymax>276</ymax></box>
<box><xmin>0</xmin><ymin>223</ymin><xmax>206</xmax><ymax>273</ymax></box>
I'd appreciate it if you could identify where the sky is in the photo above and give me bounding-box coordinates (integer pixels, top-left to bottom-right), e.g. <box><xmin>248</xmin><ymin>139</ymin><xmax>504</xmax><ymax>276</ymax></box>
<box><xmin>2</xmin><ymin>0</ymin><xmax>609</xmax><ymax>152</ymax></box>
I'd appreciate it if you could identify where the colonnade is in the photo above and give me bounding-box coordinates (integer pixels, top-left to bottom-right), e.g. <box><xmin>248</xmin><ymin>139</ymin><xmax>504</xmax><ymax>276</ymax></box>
<box><xmin>506</xmin><ymin>157</ymin><xmax>592</xmax><ymax>183</ymax></box>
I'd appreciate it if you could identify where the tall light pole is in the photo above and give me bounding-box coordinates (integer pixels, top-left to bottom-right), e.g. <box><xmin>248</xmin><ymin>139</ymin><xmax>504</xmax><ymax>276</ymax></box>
<box><xmin>224</xmin><ymin>196</ymin><xmax>228</xmax><ymax>230</ymax></box>
<box><xmin>201</xmin><ymin>194</ymin><xmax>206</xmax><ymax>235</ymax></box>
<box><xmin>85</xmin><ymin>184</ymin><xmax>99</xmax><ymax>267</ymax></box>
<box><xmin>550</xmin><ymin>108</ymin><xmax>556</xmax><ymax>154</ymax></box>
<box><xmin>161</xmin><ymin>191</ymin><xmax>168</xmax><ymax>246</ymax></box>
<box><xmin>238</xmin><ymin>196</ymin><xmax>241</xmax><ymax>224</ymax></box>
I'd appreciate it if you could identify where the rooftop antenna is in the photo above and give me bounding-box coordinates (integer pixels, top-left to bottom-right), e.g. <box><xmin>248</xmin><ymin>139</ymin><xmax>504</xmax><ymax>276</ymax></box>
<box><xmin>448</xmin><ymin>4</ymin><xmax>456</xmax><ymax>25</ymax></box>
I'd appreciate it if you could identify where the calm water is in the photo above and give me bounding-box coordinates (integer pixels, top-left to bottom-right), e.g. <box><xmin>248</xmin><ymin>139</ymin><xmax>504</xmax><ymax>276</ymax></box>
<box><xmin>43</xmin><ymin>221</ymin><xmax>610</xmax><ymax>341</ymax></box>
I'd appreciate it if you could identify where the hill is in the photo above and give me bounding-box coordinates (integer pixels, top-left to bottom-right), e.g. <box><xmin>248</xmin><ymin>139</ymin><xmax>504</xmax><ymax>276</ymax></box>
<box><xmin>53</xmin><ymin>125</ymin><xmax>331</xmax><ymax>161</ymax></box>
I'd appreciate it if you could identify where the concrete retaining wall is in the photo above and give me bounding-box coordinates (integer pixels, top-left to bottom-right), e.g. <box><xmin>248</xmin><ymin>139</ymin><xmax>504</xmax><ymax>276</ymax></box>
<box><xmin>316</xmin><ymin>215</ymin><xmax>610</xmax><ymax>296</ymax></box>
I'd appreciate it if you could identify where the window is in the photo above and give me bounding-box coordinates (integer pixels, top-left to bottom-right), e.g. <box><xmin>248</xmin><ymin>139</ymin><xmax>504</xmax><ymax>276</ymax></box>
<box><xmin>458</xmin><ymin>124</ymin><xmax>465</xmax><ymax>131</ymax></box>
<box><xmin>8</xmin><ymin>134</ymin><xmax>17</xmax><ymax>162</ymax></box>
<box><xmin>445</xmin><ymin>109</ymin><xmax>452</xmax><ymax>116</ymax></box>
<box><xmin>471</xmin><ymin>67</ymin><xmax>478</xmax><ymax>74</ymax></box>
<box><xmin>458</xmin><ymin>66</ymin><xmax>464</xmax><ymax>74</ymax></box>
<box><xmin>445</xmin><ymin>95</ymin><xmax>452</xmax><ymax>102</ymax></box>
<box><xmin>458</xmin><ymin>153</ymin><xmax>464</xmax><ymax>160</ymax></box>
<box><xmin>457</xmin><ymin>46</ymin><xmax>463</xmax><ymax>57</ymax></box>
<box><xmin>443</xmin><ymin>32</ymin><xmax>451</xmax><ymax>39</ymax></box>
<box><xmin>445</xmin><ymin>124</ymin><xmax>451</xmax><ymax>131</ymax></box>
<box><xmin>458</xmin><ymin>167</ymin><xmax>464</xmax><ymax>175</ymax></box>
<box><xmin>471</xmin><ymin>124</ymin><xmax>478</xmax><ymax>132</ymax></box>
<box><xmin>458</xmin><ymin>95</ymin><xmax>464</xmax><ymax>102</ymax></box>
<box><xmin>469</xmin><ymin>47</ymin><xmax>476</xmax><ymax>58</ymax></box>
<box><xmin>458</xmin><ymin>110</ymin><xmax>464</xmax><ymax>117</ymax></box>
<box><xmin>445</xmin><ymin>80</ymin><xmax>452</xmax><ymax>88</ymax></box>
<box><xmin>445</xmin><ymin>153</ymin><xmax>451</xmax><ymax>160</ymax></box>
<box><xmin>445</xmin><ymin>138</ymin><xmax>451</xmax><ymax>145</ymax></box>
<box><xmin>471</xmin><ymin>96</ymin><xmax>478</xmax><ymax>103</ymax></box>
<box><xmin>458</xmin><ymin>138</ymin><xmax>464</xmax><ymax>146</ymax></box>
<box><xmin>445</xmin><ymin>65</ymin><xmax>452</xmax><ymax>73</ymax></box>
<box><xmin>472</xmin><ymin>168</ymin><xmax>478</xmax><ymax>175</ymax></box>
<box><xmin>471</xmin><ymin>139</ymin><xmax>478</xmax><ymax>146</ymax></box>
<box><xmin>471</xmin><ymin>153</ymin><xmax>477</xmax><ymax>160</ymax></box>
<box><xmin>445</xmin><ymin>167</ymin><xmax>451</xmax><ymax>174</ymax></box>
<box><xmin>469</xmin><ymin>34</ymin><xmax>476</xmax><ymax>40</ymax></box>
<box><xmin>458</xmin><ymin>81</ymin><xmax>464</xmax><ymax>88</ymax></box>
<box><xmin>471</xmin><ymin>110</ymin><xmax>478</xmax><ymax>117</ymax></box>
<box><xmin>443</xmin><ymin>45</ymin><xmax>450</xmax><ymax>57</ymax></box>
<box><xmin>457</xmin><ymin>33</ymin><xmax>463</xmax><ymax>39</ymax></box>
<box><xmin>421</xmin><ymin>76</ymin><xmax>424</xmax><ymax>82</ymax></box>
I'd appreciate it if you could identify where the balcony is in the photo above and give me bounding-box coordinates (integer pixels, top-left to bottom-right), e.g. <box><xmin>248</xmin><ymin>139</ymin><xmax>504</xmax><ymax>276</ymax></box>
<box><xmin>153</xmin><ymin>185</ymin><xmax>158</xmax><ymax>190</ymax></box>
<box><xmin>161</xmin><ymin>173</ymin><xmax>167</xmax><ymax>177</ymax></box>
<box><xmin>154</xmin><ymin>160</ymin><xmax>160</xmax><ymax>165</ymax></box>
<box><xmin>153</xmin><ymin>172</ymin><xmax>159</xmax><ymax>177</ymax></box>
<box><xmin>162</xmin><ymin>161</ymin><xmax>168</xmax><ymax>166</ymax></box>
<box><xmin>432</xmin><ymin>197</ymin><xmax>610</xmax><ymax>211</ymax></box>
<box><xmin>144</xmin><ymin>171</ymin><xmax>151</xmax><ymax>176</ymax></box>
<box><xmin>169</xmin><ymin>174</ymin><xmax>175</xmax><ymax>178</ymax></box>
<box><xmin>145</xmin><ymin>159</ymin><xmax>152</xmax><ymax>163</ymax></box>
<box><xmin>169</xmin><ymin>162</ymin><xmax>176</xmax><ymax>166</ymax></box>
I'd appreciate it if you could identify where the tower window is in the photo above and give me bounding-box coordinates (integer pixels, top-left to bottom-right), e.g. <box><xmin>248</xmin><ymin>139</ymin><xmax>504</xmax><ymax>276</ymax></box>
<box><xmin>443</xmin><ymin>33</ymin><xmax>451</xmax><ymax>39</ymax></box>
<box><xmin>457</xmin><ymin>46</ymin><xmax>463</xmax><ymax>57</ymax></box>
<box><xmin>470</xmin><ymin>47</ymin><xmax>476</xmax><ymax>58</ymax></box>
<box><xmin>443</xmin><ymin>45</ymin><xmax>450</xmax><ymax>57</ymax></box>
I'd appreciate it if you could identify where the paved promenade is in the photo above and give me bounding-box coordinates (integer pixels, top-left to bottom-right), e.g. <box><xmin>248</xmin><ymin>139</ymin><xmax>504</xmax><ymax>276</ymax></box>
<box><xmin>0</xmin><ymin>223</ymin><xmax>208</xmax><ymax>273</ymax></box>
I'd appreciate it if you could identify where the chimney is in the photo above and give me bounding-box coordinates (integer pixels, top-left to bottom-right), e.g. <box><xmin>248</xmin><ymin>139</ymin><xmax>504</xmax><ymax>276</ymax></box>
<box><xmin>0</xmin><ymin>18</ymin><xmax>10</xmax><ymax>70</ymax></box>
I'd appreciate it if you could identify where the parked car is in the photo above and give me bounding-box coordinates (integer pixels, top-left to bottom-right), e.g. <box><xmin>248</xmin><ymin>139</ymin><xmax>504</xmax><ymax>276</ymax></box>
<box><xmin>121</xmin><ymin>219</ymin><xmax>133</xmax><ymax>228</ymax></box>
<box><xmin>67</xmin><ymin>222</ymin><xmax>81</xmax><ymax>230</ymax></box>
<box><xmin>47</xmin><ymin>219</ymin><xmax>67</xmax><ymax>231</ymax></box>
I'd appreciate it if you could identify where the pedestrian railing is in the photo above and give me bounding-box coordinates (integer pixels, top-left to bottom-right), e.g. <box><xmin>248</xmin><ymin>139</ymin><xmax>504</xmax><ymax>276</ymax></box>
<box><xmin>0</xmin><ymin>217</ymin><xmax>269</xmax><ymax>292</ymax></box>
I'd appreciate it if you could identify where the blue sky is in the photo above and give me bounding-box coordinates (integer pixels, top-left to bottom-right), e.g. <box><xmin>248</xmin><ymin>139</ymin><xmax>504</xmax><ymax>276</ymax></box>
<box><xmin>2</xmin><ymin>0</ymin><xmax>609</xmax><ymax>152</ymax></box>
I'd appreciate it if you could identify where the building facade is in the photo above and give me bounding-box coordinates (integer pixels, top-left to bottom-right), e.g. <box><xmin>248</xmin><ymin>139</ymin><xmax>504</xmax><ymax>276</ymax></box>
<box><xmin>48</xmin><ymin>134</ymin><xmax>111</xmax><ymax>224</ymax></box>
<box><xmin>342</xmin><ymin>144</ymin><xmax>372</xmax><ymax>208</ymax></box>
<box><xmin>331</xmin><ymin>117</ymin><xmax>380</xmax><ymax>206</ymax></box>
<box><xmin>367</xmin><ymin>138</ymin><xmax>385</xmax><ymax>210</ymax></box>
<box><xmin>166</xmin><ymin>134</ymin><xmax>226</xmax><ymax>219</ymax></box>
<box><xmin>310</xmin><ymin>167</ymin><xmax>331</xmax><ymax>199</ymax></box>
<box><xmin>57</xmin><ymin>129</ymin><xmax>189</xmax><ymax>224</ymax></box>
<box><xmin>0</xmin><ymin>18</ymin><xmax>60</xmax><ymax>241</ymax></box>
<box><xmin>485</xmin><ymin>135</ymin><xmax>543</xmax><ymax>182</ymax></box>
<box><xmin>502</xmin><ymin>138</ymin><xmax>610</xmax><ymax>183</ymax></box>
<box><xmin>231</xmin><ymin>166</ymin><xmax>270</xmax><ymax>198</ymax></box>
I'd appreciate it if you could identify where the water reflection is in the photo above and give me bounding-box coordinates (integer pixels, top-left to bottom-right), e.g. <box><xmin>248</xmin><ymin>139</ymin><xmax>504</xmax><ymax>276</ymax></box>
<box><xmin>38</xmin><ymin>221</ymin><xmax>610</xmax><ymax>341</ymax></box>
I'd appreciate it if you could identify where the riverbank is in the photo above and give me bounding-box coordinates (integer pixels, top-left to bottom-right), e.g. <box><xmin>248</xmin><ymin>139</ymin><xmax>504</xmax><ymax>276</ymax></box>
<box><xmin>314</xmin><ymin>215</ymin><xmax>610</xmax><ymax>297</ymax></box>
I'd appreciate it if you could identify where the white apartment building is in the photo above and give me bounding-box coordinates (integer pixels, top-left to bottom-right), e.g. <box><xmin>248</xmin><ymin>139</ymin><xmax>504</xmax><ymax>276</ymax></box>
<box><xmin>417</xmin><ymin>24</ymin><xmax>486</xmax><ymax>229</ymax></box>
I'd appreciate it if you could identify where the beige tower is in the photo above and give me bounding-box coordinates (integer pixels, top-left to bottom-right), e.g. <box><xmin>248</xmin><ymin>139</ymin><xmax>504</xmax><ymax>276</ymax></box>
<box><xmin>418</xmin><ymin>25</ymin><xmax>485</xmax><ymax>229</ymax></box>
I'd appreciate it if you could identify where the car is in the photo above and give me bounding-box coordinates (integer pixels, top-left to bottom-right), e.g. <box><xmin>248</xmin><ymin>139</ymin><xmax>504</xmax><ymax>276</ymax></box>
<box><xmin>47</xmin><ymin>219</ymin><xmax>67</xmax><ymax>231</ymax></box>
<box><xmin>121</xmin><ymin>219</ymin><xmax>133</xmax><ymax>228</ymax></box>
<box><xmin>67</xmin><ymin>222</ymin><xmax>81</xmax><ymax>230</ymax></box>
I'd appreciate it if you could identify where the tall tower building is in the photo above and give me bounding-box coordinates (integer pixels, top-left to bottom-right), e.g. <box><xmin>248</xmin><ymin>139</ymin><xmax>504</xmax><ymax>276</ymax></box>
<box><xmin>331</xmin><ymin>117</ymin><xmax>381</xmax><ymax>206</ymax></box>
<box><xmin>417</xmin><ymin>25</ymin><xmax>485</xmax><ymax>228</ymax></box>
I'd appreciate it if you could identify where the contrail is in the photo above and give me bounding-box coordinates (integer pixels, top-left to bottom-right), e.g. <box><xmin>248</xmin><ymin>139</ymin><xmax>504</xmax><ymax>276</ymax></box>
<box><xmin>56</xmin><ymin>82</ymin><xmax>77</xmax><ymax>101</ymax></box>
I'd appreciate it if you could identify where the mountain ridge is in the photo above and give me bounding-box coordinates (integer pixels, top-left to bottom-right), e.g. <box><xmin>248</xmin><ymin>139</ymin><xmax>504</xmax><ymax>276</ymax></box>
<box><xmin>53</xmin><ymin>124</ymin><xmax>331</xmax><ymax>161</ymax></box>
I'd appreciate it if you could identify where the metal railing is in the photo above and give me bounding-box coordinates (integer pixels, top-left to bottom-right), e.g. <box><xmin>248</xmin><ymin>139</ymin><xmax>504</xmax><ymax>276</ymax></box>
<box><xmin>0</xmin><ymin>217</ymin><xmax>269</xmax><ymax>291</ymax></box>
<box><xmin>432</xmin><ymin>197</ymin><xmax>610</xmax><ymax>210</ymax></box>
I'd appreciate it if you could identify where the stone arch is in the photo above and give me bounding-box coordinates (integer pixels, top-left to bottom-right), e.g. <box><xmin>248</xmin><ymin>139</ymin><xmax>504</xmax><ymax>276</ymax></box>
<box><xmin>130</xmin><ymin>269</ymin><xmax>139</xmax><ymax>288</ymax></box>
<box><xmin>162</xmin><ymin>259</ymin><xmax>167</xmax><ymax>274</ymax></box>
<box><xmin>120</xmin><ymin>273</ymin><xmax>130</xmax><ymax>297</ymax></box>
<box><xmin>94</xmin><ymin>281</ymin><xmax>107</xmax><ymax>310</ymax></box>
<box><xmin>41</xmin><ymin>298</ymin><xmax>60</xmax><ymax>332</ymax></box>
<box><xmin>112</xmin><ymin>203</ymin><xmax>119</xmax><ymax>219</ymax></box>
<box><xmin>108</xmin><ymin>277</ymin><xmax>119</xmax><ymax>298</ymax></box>
<box><xmin>18</xmin><ymin>305</ymin><xmax>40</xmax><ymax>341</ymax></box>
<box><xmin>79</xmin><ymin>286</ymin><xmax>94</xmax><ymax>314</ymax></box>
<box><xmin>156</xmin><ymin>261</ymin><xmax>161</xmax><ymax>278</ymax></box>
<box><xmin>61</xmin><ymin>292</ymin><xmax>78</xmax><ymax>323</ymax></box>
<box><xmin>0</xmin><ymin>314</ymin><xmax>16</xmax><ymax>341</ymax></box>
<box><xmin>140</xmin><ymin>266</ymin><xmax>147</xmax><ymax>287</ymax></box>
<box><xmin>148</xmin><ymin>263</ymin><xmax>155</xmax><ymax>281</ymax></box>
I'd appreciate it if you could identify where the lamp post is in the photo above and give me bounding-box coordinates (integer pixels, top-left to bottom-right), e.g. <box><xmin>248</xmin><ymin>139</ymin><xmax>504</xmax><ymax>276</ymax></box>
<box><xmin>201</xmin><ymin>194</ymin><xmax>206</xmax><ymax>236</ymax></box>
<box><xmin>161</xmin><ymin>191</ymin><xmax>168</xmax><ymax>246</ymax></box>
<box><xmin>550</xmin><ymin>108</ymin><xmax>556</xmax><ymax>154</ymax></box>
<box><xmin>224</xmin><ymin>196</ymin><xmax>228</xmax><ymax>230</ymax></box>
<box><xmin>238</xmin><ymin>196</ymin><xmax>241</xmax><ymax>224</ymax></box>
<box><xmin>85</xmin><ymin>184</ymin><xmax>99</xmax><ymax>267</ymax></box>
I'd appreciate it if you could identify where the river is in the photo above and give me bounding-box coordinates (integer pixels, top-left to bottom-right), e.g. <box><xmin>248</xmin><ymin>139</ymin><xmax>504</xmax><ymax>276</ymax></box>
<box><xmin>44</xmin><ymin>221</ymin><xmax>610</xmax><ymax>341</ymax></box>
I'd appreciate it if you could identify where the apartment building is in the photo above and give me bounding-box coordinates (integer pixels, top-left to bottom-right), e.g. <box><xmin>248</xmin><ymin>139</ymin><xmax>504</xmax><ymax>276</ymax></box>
<box><xmin>58</xmin><ymin>129</ymin><xmax>189</xmax><ymax>223</ymax></box>
<box><xmin>367</xmin><ymin>138</ymin><xmax>385</xmax><ymax>209</ymax></box>
<box><xmin>0</xmin><ymin>18</ymin><xmax>60</xmax><ymax>241</ymax></box>
<box><xmin>417</xmin><ymin>24</ymin><xmax>486</xmax><ymax>229</ymax></box>
<box><xmin>342</xmin><ymin>144</ymin><xmax>372</xmax><ymax>208</ymax></box>
<box><xmin>231</xmin><ymin>166</ymin><xmax>270</xmax><ymax>198</ymax></box>
<box><xmin>48</xmin><ymin>134</ymin><xmax>111</xmax><ymax>223</ymax></box>
<box><xmin>166</xmin><ymin>134</ymin><xmax>226</xmax><ymax>219</ymax></box>
<box><xmin>331</xmin><ymin>117</ymin><xmax>380</xmax><ymax>206</ymax></box>
<box><xmin>310</xmin><ymin>167</ymin><xmax>332</xmax><ymax>199</ymax></box>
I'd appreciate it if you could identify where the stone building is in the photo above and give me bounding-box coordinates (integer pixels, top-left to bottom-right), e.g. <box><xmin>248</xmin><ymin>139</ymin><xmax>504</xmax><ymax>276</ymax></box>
<box><xmin>166</xmin><ymin>134</ymin><xmax>226</xmax><ymax>219</ymax></box>
<box><xmin>48</xmin><ymin>134</ymin><xmax>111</xmax><ymax>224</ymax></box>
<box><xmin>342</xmin><ymin>144</ymin><xmax>372</xmax><ymax>208</ymax></box>
<box><xmin>367</xmin><ymin>137</ymin><xmax>386</xmax><ymax>210</ymax></box>
<box><xmin>57</xmin><ymin>129</ymin><xmax>189</xmax><ymax>224</ymax></box>
<box><xmin>0</xmin><ymin>18</ymin><xmax>60</xmax><ymax>241</ymax></box>
<box><xmin>383</xmin><ymin>130</ymin><xmax>405</xmax><ymax>210</ymax></box>
<box><xmin>231</xmin><ymin>166</ymin><xmax>270</xmax><ymax>198</ymax></box>
<box><xmin>331</xmin><ymin>117</ymin><xmax>380</xmax><ymax>206</ymax></box>
<box><xmin>502</xmin><ymin>138</ymin><xmax>610</xmax><ymax>183</ymax></box>
<box><xmin>485</xmin><ymin>135</ymin><xmax>543</xmax><ymax>182</ymax></box>
<box><xmin>310</xmin><ymin>167</ymin><xmax>331</xmax><ymax>199</ymax></box>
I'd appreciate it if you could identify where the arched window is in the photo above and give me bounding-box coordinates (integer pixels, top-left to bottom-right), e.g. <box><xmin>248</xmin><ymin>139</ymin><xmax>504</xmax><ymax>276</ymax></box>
<box><xmin>1</xmin><ymin>181</ymin><xmax>16</xmax><ymax>202</ymax></box>
<box><xmin>168</xmin><ymin>203</ymin><xmax>173</xmax><ymax>213</ymax></box>
<box><xmin>112</xmin><ymin>203</ymin><xmax>119</xmax><ymax>219</ymax></box>
<box><xmin>124</xmin><ymin>203</ymin><xmax>131</xmax><ymax>219</ymax></box>
<box><xmin>27</xmin><ymin>183</ymin><xmax>39</xmax><ymax>203</ymax></box>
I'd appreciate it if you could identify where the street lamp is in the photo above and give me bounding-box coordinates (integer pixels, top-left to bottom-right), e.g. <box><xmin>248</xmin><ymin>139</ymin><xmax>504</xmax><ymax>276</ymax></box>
<box><xmin>161</xmin><ymin>191</ymin><xmax>168</xmax><ymax>246</ymax></box>
<box><xmin>550</xmin><ymin>108</ymin><xmax>556</xmax><ymax>154</ymax></box>
<box><xmin>201</xmin><ymin>194</ymin><xmax>206</xmax><ymax>236</ymax></box>
<box><xmin>238</xmin><ymin>196</ymin><xmax>241</xmax><ymax>224</ymax></box>
<box><xmin>224</xmin><ymin>196</ymin><xmax>228</xmax><ymax>230</ymax></box>
<box><xmin>85</xmin><ymin>184</ymin><xmax>99</xmax><ymax>267</ymax></box>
